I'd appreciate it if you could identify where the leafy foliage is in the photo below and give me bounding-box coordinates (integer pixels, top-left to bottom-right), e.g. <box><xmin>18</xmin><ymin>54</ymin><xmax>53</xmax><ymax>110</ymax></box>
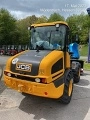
<box><xmin>0</xmin><ymin>8</ymin><xmax>17</xmax><ymax>45</ymax></box>
<box><xmin>0</xmin><ymin>8</ymin><xmax>90</xmax><ymax>45</ymax></box>
<box><xmin>48</xmin><ymin>13</ymin><xmax>65</xmax><ymax>22</ymax></box>
<box><xmin>66</xmin><ymin>13</ymin><xmax>90</xmax><ymax>44</ymax></box>
<box><xmin>36</xmin><ymin>15</ymin><xmax>48</xmax><ymax>23</ymax></box>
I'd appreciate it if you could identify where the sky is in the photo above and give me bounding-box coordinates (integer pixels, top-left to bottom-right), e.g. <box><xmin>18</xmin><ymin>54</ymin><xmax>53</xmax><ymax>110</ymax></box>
<box><xmin>0</xmin><ymin>0</ymin><xmax>90</xmax><ymax>20</ymax></box>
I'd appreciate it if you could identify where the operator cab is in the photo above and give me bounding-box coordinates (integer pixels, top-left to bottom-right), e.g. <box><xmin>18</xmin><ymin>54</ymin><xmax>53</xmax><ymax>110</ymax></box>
<box><xmin>30</xmin><ymin>22</ymin><xmax>69</xmax><ymax>52</ymax></box>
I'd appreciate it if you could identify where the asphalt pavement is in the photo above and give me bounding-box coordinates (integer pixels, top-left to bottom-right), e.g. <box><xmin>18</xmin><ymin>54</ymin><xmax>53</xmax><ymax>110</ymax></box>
<box><xmin>0</xmin><ymin>56</ymin><xmax>90</xmax><ymax>120</ymax></box>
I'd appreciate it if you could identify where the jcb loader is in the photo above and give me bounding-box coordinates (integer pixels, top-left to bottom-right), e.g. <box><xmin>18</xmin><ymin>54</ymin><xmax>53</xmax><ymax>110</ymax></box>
<box><xmin>4</xmin><ymin>21</ymin><xmax>81</xmax><ymax>104</ymax></box>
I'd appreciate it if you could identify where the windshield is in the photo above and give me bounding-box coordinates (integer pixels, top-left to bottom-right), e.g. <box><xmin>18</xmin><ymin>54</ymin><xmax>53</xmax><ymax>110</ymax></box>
<box><xmin>30</xmin><ymin>25</ymin><xmax>66</xmax><ymax>50</ymax></box>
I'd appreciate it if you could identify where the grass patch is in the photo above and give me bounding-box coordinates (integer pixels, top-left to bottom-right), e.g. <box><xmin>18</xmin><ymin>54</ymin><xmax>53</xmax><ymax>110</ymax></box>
<box><xmin>84</xmin><ymin>62</ymin><xmax>90</xmax><ymax>70</ymax></box>
<box><xmin>79</xmin><ymin>44</ymin><xmax>88</xmax><ymax>56</ymax></box>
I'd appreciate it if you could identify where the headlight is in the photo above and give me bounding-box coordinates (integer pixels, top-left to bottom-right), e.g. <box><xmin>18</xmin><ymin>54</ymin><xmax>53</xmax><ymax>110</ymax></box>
<box><xmin>7</xmin><ymin>73</ymin><xmax>11</xmax><ymax>77</ymax></box>
<box><xmin>35</xmin><ymin>78</ymin><xmax>41</xmax><ymax>83</ymax></box>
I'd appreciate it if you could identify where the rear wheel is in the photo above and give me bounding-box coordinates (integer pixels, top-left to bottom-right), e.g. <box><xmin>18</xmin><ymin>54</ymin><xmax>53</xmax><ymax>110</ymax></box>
<box><xmin>59</xmin><ymin>69</ymin><xmax>73</xmax><ymax>104</ymax></box>
<box><xmin>73</xmin><ymin>68</ymin><xmax>80</xmax><ymax>83</ymax></box>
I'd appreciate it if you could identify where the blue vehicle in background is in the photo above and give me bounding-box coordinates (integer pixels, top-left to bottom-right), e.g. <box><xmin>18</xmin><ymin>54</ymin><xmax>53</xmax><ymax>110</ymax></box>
<box><xmin>69</xmin><ymin>42</ymin><xmax>84</xmax><ymax>75</ymax></box>
<box><xmin>69</xmin><ymin>42</ymin><xmax>80</xmax><ymax>59</ymax></box>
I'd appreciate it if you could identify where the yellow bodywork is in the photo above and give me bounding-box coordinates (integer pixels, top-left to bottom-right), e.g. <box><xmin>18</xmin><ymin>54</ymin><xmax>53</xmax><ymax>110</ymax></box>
<box><xmin>4</xmin><ymin>50</ymin><xmax>70</xmax><ymax>99</ymax></box>
<box><xmin>4</xmin><ymin>76</ymin><xmax>64</xmax><ymax>98</ymax></box>
<box><xmin>31</xmin><ymin>21</ymin><xmax>69</xmax><ymax>27</ymax></box>
<box><xmin>4</xmin><ymin>21</ymin><xmax>71</xmax><ymax>99</ymax></box>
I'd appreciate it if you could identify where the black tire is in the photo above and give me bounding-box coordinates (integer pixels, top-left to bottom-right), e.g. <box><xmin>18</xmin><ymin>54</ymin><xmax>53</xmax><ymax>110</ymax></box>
<box><xmin>73</xmin><ymin>68</ymin><xmax>80</xmax><ymax>83</ymax></box>
<box><xmin>59</xmin><ymin>69</ymin><xmax>73</xmax><ymax>104</ymax></box>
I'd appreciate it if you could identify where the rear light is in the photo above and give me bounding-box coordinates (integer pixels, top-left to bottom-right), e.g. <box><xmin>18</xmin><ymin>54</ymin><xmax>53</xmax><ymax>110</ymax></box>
<box><xmin>80</xmin><ymin>68</ymin><xmax>83</xmax><ymax>72</ymax></box>
<box><xmin>41</xmin><ymin>78</ymin><xmax>47</xmax><ymax>83</ymax></box>
<box><xmin>4</xmin><ymin>71</ymin><xmax>8</xmax><ymax>75</ymax></box>
<box><xmin>4</xmin><ymin>71</ymin><xmax>11</xmax><ymax>77</ymax></box>
<box><xmin>80</xmin><ymin>68</ymin><xmax>83</xmax><ymax>75</ymax></box>
<box><xmin>44</xmin><ymin>92</ymin><xmax>48</xmax><ymax>95</ymax></box>
<box><xmin>35</xmin><ymin>78</ymin><xmax>47</xmax><ymax>83</ymax></box>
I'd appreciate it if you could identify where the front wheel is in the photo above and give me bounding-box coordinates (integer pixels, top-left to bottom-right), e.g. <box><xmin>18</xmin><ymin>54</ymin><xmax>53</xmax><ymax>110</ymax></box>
<box><xmin>58</xmin><ymin>69</ymin><xmax>73</xmax><ymax>104</ymax></box>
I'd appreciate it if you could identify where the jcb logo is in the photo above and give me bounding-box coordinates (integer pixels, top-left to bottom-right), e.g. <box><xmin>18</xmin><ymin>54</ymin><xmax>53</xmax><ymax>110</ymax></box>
<box><xmin>16</xmin><ymin>63</ymin><xmax>32</xmax><ymax>72</ymax></box>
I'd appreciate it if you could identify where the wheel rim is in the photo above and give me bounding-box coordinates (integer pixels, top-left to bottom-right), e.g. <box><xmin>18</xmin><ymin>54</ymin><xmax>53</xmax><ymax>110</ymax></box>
<box><xmin>68</xmin><ymin>79</ymin><xmax>73</xmax><ymax>96</ymax></box>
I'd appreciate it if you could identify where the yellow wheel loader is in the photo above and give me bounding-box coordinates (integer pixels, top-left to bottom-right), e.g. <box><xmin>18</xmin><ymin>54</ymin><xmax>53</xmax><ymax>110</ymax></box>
<box><xmin>4</xmin><ymin>21</ymin><xmax>81</xmax><ymax>104</ymax></box>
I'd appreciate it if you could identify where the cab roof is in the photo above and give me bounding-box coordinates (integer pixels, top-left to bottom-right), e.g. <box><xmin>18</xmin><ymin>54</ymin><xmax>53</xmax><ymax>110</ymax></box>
<box><xmin>31</xmin><ymin>21</ymin><xmax>69</xmax><ymax>27</ymax></box>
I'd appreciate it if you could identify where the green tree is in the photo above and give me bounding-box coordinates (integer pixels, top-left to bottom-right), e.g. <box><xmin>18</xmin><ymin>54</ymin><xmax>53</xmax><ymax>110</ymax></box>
<box><xmin>48</xmin><ymin>13</ymin><xmax>65</xmax><ymax>22</ymax></box>
<box><xmin>66</xmin><ymin>13</ymin><xmax>89</xmax><ymax>44</ymax></box>
<box><xmin>16</xmin><ymin>15</ymin><xmax>38</xmax><ymax>45</ymax></box>
<box><xmin>36</xmin><ymin>15</ymin><xmax>48</xmax><ymax>23</ymax></box>
<box><xmin>0</xmin><ymin>8</ymin><xmax>17</xmax><ymax>45</ymax></box>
